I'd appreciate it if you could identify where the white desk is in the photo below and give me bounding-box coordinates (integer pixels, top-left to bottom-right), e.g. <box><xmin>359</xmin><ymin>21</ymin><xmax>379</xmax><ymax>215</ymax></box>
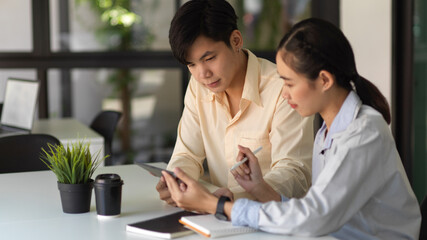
<box><xmin>0</xmin><ymin>164</ymin><xmax>336</xmax><ymax>240</ymax></box>
<box><xmin>32</xmin><ymin>118</ymin><xmax>104</xmax><ymax>159</ymax></box>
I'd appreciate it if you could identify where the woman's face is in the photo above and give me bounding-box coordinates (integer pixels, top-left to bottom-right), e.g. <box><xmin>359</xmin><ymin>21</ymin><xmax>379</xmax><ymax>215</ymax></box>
<box><xmin>276</xmin><ymin>52</ymin><xmax>323</xmax><ymax>117</ymax></box>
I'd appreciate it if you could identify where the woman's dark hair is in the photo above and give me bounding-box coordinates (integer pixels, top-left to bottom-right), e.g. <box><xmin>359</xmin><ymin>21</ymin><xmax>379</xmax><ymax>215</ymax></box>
<box><xmin>169</xmin><ymin>0</ymin><xmax>238</xmax><ymax>65</ymax></box>
<box><xmin>277</xmin><ymin>18</ymin><xmax>391</xmax><ymax>124</ymax></box>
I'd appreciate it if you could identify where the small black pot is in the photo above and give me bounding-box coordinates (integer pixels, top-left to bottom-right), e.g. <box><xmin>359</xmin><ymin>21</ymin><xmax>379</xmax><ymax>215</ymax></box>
<box><xmin>57</xmin><ymin>180</ymin><xmax>94</xmax><ymax>214</ymax></box>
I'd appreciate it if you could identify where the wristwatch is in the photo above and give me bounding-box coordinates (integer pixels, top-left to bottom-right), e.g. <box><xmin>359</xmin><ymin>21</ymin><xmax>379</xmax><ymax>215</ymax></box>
<box><xmin>214</xmin><ymin>196</ymin><xmax>230</xmax><ymax>221</ymax></box>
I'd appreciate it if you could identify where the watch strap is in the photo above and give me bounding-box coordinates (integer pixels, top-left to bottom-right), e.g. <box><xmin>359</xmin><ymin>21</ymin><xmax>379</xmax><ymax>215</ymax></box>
<box><xmin>215</xmin><ymin>196</ymin><xmax>230</xmax><ymax>220</ymax></box>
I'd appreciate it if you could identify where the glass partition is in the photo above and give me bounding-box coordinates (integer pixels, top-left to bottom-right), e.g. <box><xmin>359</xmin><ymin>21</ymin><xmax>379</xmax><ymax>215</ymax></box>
<box><xmin>50</xmin><ymin>0</ymin><xmax>174</xmax><ymax>52</ymax></box>
<box><xmin>0</xmin><ymin>0</ymin><xmax>32</xmax><ymax>52</ymax></box>
<box><xmin>231</xmin><ymin>0</ymin><xmax>311</xmax><ymax>51</ymax></box>
<box><xmin>48</xmin><ymin>68</ymin><xmax>182</xmax><ymax>164</ymax></box>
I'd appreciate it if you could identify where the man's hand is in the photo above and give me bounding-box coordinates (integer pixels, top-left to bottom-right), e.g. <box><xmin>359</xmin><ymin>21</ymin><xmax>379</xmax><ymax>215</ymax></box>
<box><xmin>156</xmin><ymin>176</ymin><xmax>177</xmax><ymax>207</ymax></box>
<box><xmin>213</xmin><ymin>187</ymin><xmax>234</xmax><ymax>202</ymax></box>
<box><xmin>162</xmin><ymin>167</ymin><xmax>218</xmax><ymax>214</ymax></box>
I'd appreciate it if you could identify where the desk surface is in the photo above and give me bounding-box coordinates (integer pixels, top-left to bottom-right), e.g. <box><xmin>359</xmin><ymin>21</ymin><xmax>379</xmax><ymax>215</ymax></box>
<box><xmin>32</xmin><ymin>118</ymin><xmax>103</xmax><ymax>144</ymax></box>
<box><xmin>0</xmin><ymin>164</ymin><xmax>336</xmax><ymax>240</ymax></box>
<box><xmin>32</xmin><ymin>118</ymin><xmax>104</xmax><ymax>158</ymax></box>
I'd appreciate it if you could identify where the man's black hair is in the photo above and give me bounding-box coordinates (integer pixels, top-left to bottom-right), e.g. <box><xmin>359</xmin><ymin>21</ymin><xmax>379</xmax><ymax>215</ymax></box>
<box><xmin>169</xmin><ymin>0</ymin><xmax>238</xmax><ymax>65</ymax></box>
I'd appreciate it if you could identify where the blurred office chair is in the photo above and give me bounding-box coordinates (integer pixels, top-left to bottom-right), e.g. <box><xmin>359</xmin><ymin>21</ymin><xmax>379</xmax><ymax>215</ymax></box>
<box><xmin>90</xmin><ymin>110</ymin><xmax>122</xmax><ymax>166</ymax></box>
<box><xmin>0</xmin><ymin>134</ymin><xmax>61</xmax><ymax>173</ymax></box>
<box><xmin>420</xmin><ymin>195</ymin><xmax>427</xmax><ymax>240</ymax></box>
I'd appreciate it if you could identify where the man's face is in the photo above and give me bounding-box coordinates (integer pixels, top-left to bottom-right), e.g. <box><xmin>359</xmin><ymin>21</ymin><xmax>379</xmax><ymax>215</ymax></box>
<box><xmin>185</xmin><ymin>35</ymin><xmax>239</xmax><ymax>93</ymax></box>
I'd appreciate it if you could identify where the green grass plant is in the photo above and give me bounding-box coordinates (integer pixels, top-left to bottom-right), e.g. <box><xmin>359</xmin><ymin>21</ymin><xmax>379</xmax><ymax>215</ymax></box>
<box><xmin>40</xmin><ymin>141</ymin><xmax>107</xmax><ymax>184</ymax></box>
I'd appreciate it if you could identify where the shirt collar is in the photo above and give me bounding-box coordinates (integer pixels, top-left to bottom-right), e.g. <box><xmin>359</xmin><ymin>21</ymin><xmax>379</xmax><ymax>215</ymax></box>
<box><xmin>317</xmin><ymin>91</ymin><xmax>362</xmax><ymax>151</ymax></box>
<box><xmin>205</xmin><ymin>49</ymin><xmax>262</xmax><ymax>107</ymax></box>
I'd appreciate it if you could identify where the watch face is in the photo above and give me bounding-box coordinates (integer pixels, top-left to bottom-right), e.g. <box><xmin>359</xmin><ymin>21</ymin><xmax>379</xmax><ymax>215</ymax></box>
<box><xmin>215</xmin><ymin>212</ymin><xmax>228</xmax><ymax>221</ymax></box>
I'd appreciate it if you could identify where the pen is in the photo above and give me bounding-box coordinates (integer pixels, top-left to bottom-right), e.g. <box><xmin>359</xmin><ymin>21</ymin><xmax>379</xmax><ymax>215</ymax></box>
<box><xmin>230</xmin><ymin>146</ymin><xmax>263</xmax><ymax>171</ymax></box>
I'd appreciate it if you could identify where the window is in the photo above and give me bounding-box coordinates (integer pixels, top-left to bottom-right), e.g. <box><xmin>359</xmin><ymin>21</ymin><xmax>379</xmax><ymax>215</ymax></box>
<box><xmin>0</xmin><ymin>0</ymin><xmax>32</xmax><ymax>52</ymax></box>
<box><xmin>0</xmin><ymin>0</ymin><xmax>337</xmax><ymax>165</ymax></box>
<box><xmin>48</xmin><ymin>68</ymin><xmax>181</xmax><ymax>163</ymax></box>
<box><xmin>50</xmin><ymin>0</ymin><xmax>174</xmax><ymax>52</ymax></box>
<box><xmin>232</xmin><ymin>0</ymin><xmax>311</xmax><ymax>51</ymax></box>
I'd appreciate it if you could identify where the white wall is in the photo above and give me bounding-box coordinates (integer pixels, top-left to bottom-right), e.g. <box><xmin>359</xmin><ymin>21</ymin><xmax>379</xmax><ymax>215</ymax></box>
<box><xmin>340</xmin><ymin>0</ymin><xmax>392</xmax><ymax>109</ymax></box>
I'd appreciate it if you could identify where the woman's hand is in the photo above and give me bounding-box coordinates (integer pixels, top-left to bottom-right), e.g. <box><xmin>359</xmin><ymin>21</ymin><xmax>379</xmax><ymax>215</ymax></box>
<box><xmin>231</xmin><ymin>145</ymin><xmax>281</xmax><ymax>202</ymax></box>
<box><xmin>231</xmin><ymin>145</ymin><xmax>264</xmax><ymax>191</ymax></box>
<box><xmin>162</xmin><ymin>167</ymin><xmax>218</xmax><ymax>214</ymax></box>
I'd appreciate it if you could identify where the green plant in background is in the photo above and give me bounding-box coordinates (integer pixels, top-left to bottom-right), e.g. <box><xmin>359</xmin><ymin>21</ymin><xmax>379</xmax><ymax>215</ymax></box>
<box><xmin>76</xmin><ymin>0</ymin><xmax>155</xmax><ymax>51</ymax></box>
<box><xmin>234</xmin><ymin>0</ymin><xmax>310</xmax><ymax>51</ymax></box>
<box><xmin>40</xmin><ymin>141</ymin><xmax>106</xmax><ymax>184</ymax></box>
<box><xmin>234</xmin><ymin>0</ymin><xmax>282</xmax><ymax>50</ymax></box>
<box><xmin>76</xmin><ymin>0</ymin><xmax>157</xmax><ymax>163</ymax></box>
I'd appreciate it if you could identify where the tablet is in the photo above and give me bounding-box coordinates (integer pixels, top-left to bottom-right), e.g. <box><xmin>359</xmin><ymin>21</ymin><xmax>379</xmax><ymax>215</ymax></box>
<box><xmin>136</xmin><ymin>162</ymin><xmax>178</xmax><ymax>179</ymax></box>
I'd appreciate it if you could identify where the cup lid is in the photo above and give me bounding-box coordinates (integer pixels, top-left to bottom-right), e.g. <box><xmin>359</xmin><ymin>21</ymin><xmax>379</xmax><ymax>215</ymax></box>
<box><xmin>95</xmin><ymin>173</ymin><xmax>123</xmax><ymax>184</ymax></box>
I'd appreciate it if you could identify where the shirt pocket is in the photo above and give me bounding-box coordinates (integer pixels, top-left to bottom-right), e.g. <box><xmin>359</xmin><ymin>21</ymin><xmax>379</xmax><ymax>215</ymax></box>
<box><xmin>237</xmin><ymin>132</ymin><xmax>271</xmax><ymax>175</ymax></box>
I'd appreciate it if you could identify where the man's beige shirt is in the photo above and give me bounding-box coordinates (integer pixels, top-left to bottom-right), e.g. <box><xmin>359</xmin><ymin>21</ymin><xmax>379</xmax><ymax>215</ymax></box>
<box><xmin>167</xmin><ymin>50</ymin><xmax>314</xmax><ymax>199</ymax></box>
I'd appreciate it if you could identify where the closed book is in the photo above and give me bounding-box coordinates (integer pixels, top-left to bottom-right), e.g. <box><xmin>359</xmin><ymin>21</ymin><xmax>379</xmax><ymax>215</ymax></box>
<box><xmin>126</xmin><ymin>211</ymin><xmax>201</xmax><ymax>239</ymax></box>
<box><xmin>179</xmin><ymin>214</ymin><xmax>257</xmax><ymax>238</ymax></box>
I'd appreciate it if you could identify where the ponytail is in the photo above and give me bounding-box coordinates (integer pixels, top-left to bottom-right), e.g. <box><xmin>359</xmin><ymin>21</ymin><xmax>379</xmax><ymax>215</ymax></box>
<box><xmin>353</xmin><ymin>75</ymin><xmax>391</xmax><ymax>124</ymax></box>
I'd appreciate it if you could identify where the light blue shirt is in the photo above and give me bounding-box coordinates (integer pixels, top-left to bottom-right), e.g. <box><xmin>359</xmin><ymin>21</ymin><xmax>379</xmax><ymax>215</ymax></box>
<box><xmin>312</xmin><ymin>91</ymin><xmax>360</xmax><ymax>184</ymax></box>
<box><xmin>231</xmin><ymin>91</ymin><xmax>421</xmax><ymax>239</ymax></box>
<box><xmin>232</xmin><ymin>195</ymin><xmax>289</xmax><ymax>228</ymax></box>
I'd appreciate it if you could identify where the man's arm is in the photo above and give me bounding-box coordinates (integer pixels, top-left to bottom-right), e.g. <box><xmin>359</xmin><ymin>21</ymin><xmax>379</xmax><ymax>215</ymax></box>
<box><xmin>265</xmin><ymin>98</ymin><xmax>314</xmax><ymax>198</ymax></box>
<box><xmin>157</xmin><ymin>79</ymin><xmax>207</xmax><ymax>205</ymax></box>
<box><xmin>166</xmin><ymin>78</ymin><xmax>206</xmax><ymax>179</ymax></box>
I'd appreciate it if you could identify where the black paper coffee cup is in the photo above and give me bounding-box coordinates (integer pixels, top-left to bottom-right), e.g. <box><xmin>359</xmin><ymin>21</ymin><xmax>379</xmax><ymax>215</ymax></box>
<box><xmin>94</xmin><ymin>174</ymin><xmax>123</xmax><ymax>218</ymax></box>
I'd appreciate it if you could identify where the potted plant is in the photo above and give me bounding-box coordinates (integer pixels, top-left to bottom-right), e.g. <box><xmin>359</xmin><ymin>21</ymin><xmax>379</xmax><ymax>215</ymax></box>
<box><xmin>41</xmin><ymin>141</ymin><xmax>106</xmax><ymax>213</ymax></box>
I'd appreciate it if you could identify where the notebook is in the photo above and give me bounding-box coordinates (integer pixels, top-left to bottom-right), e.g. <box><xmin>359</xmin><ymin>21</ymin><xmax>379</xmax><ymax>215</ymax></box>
<box><xmin>0</xmin><ymin>78</ymin><xmax>39</xmax><ymax>136</ymax></box>
<box><xmin>126</xmin><ymin>210</ymin><xmax>202</xmax><ymax>239</ymax></box>
<box><xmin>179</xmin><ymin>214</ymin><xmax>257</xmax><ymax>238</ymax></box>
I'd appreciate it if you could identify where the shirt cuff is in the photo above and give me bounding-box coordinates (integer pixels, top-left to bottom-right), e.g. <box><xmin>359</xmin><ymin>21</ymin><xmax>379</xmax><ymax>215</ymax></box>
<box><xmin>281</xmin><ymin>194</ymin><xmax>290</xmax><ymax>202</ymax></box>
<box><xmin>231</xmin><ymin>198</ymin><xmax>262</xmax><ymax>229</ymax></box>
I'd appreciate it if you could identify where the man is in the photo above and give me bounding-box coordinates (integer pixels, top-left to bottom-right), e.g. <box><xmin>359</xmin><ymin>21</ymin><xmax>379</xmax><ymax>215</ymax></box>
<box><xmin>157</xmin><ymin>0</ymin><xmax>313</xmax><ymax>204</ymax></box>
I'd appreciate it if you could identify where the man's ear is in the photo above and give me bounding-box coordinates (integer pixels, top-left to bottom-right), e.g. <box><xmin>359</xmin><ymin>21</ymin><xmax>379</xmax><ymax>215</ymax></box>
<box><xmin>318</xmin><ymin>70</ymin><xmax>335</xmax><ymax>92</ymax></box>
<box><xmin>229</xmin><ymin>30</ymin><xmax>243</xmax><ymax>51</ymax></box>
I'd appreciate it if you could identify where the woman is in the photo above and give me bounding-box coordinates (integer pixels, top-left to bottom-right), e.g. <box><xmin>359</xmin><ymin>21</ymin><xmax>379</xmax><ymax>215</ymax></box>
<box><xmin>162</xmin><ymin>18</ymin><xmax>421</xmax><ymax>239</ymax></box>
